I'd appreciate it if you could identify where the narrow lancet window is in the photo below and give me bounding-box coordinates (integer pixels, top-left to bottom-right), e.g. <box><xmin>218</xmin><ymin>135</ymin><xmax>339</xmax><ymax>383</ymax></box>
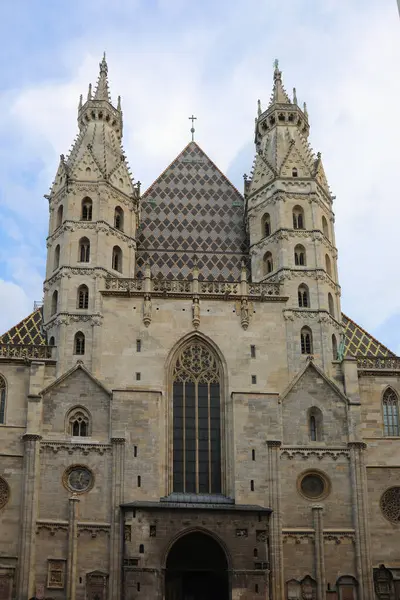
<box><xmin>383</xmin><ymin>388</ymin><xmax>399</xmax><ymax>437</ymax></box>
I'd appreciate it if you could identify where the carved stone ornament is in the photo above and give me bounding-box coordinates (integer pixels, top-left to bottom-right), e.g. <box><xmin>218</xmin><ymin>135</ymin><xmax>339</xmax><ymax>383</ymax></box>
<box><xmin>0</xmin><ymin>476</ymin><xmax>10</xmax><ymax>510</ymax></box>
<box><xmin>62</xmin><ymin>464</ymin><xmax>94</xmax><ymax>494</ymax></box>
<box><xmin>143</xmin><ymin>294</ymin><xmax>152</xmax><ymax>327</ymax></box>
<box><xmin>40</xmin><ymin>441</ymin><xmax>111</xmax><ymax>455</ymax></box>
<box><xmin>281</xmin><ymin>447</ymin><xmax>350</xmax><ymax>461</ymax></box>
<box><xmin>124</xmin><ymin>525</ymin><xmax>131</xmax><ymax>541</ymax></box>
<box><xmin>235</xmin><ymin>528</ymin><xmax>248</xmax><ymax>538</ymax></box>
<box><xmin>380</xmin><ymin>487</ymin><xmax>400</xmax><ymax>523</ymax></box>
<box><xmin>256</xmin><ymin>529</ymin><xmax>268</xmax><ymax>542</ymax></box>
<box><xmin>240</xmin><ymin>298</ymin><xmax>250</xmax><ymax>330</ymax></box>
<box><xmin>192</xmin><ymin>297</ymin><xmax>200</xmax><ymax>329</ymax></box>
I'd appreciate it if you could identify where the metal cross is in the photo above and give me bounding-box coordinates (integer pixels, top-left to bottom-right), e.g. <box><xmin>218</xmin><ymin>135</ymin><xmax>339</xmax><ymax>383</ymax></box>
<box><xmin>188</xmin><ymin>114</ymin><xmax>197</xmax><ymax>141</ymax></box>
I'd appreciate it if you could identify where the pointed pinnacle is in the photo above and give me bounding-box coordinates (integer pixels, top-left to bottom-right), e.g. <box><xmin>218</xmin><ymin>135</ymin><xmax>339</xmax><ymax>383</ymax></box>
<box><xmin>117</xmin><ymin>95</ymin><xmax>121</xmax><ymax>111</ymax></box>
<box><xmin>79</xmin><ymin>94</ymin><xmax>83</xmax><ymax>110</ymax></box>
<box><xmin>257</xmin><ymin>99</ymin><xmax>262</xmax><ymax>117</ymax></box>
<box><xmin>293</xmin><ymin>88</ymin><xmax>297</xmax><ymax>105</ymax></box>
<box><xmin>94</xmin><ymin>52</ymin><xmax>111</xmax><ymax>101</ymax></box>
<box><xmin>87</xmin><ymin>83</ymin><xmax>92</xmax><ymax>100</ymax></box>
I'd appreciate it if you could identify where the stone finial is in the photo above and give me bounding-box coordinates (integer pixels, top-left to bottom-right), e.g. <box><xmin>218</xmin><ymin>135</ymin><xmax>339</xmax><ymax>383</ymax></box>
<box><xmin>117</xmin><ymin>95</ymin><xmax>122</xmax><ymax>111</ymax></box>
<box><xmin>87</xmin><ymin>83</ymin><xmax>92</xmax><ymax>101</ymax></box>
<box><xmin>293</xmin><ymin>87</ymin><xmax>297</xmax><ymax>105</ymax></box>
<box><xmin>257</xmin><ymin>99</ymin><xmax>262</xmax><ymax>117</ymax></box>
<box><xmin>78</xmin><ymin>94</ymin><xmax>83</xmax><ymax>110</ymax></box>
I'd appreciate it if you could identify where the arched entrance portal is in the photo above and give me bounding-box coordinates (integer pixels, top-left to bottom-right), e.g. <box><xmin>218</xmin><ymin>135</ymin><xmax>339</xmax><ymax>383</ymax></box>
<box><xmin>165</xmin><ymin>532</ymin><xmax>230</xmax><ymax>600</ymax></box>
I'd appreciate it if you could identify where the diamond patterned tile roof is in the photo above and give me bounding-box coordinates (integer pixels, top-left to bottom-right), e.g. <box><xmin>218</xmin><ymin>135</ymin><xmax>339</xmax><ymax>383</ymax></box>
<box><xmin>136</xmin><ymin>142</ymin><xmax>248</xmax><ymax>281</ymax></box>
<box><xmin>342</xmin><ymin>313</ymin><xmax>395</xmax><ymax>358</ymax></box>
<box><xmin>0</xmin><ymin>307</ymin><xmax>46</xmax><ymax>346</ymax></box>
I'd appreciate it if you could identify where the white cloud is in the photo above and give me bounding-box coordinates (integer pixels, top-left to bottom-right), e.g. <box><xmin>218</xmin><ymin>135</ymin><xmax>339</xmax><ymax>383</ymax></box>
<box><xmin>0</xmin><ymin>0</ymin><xmax>399</xmax><ymax>348</ymax></box>
<box><xmin>0</xmin><ymin>280</ymin><xmax>33</xmax><ymax>334</ymax></box>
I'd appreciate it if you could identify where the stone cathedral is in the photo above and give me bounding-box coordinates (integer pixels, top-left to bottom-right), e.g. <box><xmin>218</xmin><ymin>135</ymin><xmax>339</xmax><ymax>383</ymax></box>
<box><xmin>0</xmin><ymin>55</ymin><xmax>400</xmax><ymax>600</ymax></box>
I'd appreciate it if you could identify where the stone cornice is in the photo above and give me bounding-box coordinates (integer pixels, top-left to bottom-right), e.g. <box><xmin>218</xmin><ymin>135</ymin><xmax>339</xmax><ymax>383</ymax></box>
<box><xmin>47</xmin><ymin>219</ymin><xmax>136</xmax><ymax>248</ymax></box>
<box><xmin>282</xmin><ymin>309</ymin><xmax>342</xmax><ymax>331</ymax></box>
<box><xmin>246</xmin><ymin>187</ymin><xmax>333</xmax><ymax>218</ymax></box>
<box><xmin>49</xmin><ymin>180</ymin><xmax>139</xmax><ymax>211</ymax></box>
<box><xmin>40</xmin><ymin>441</ymin><xmax>112</xmax><ymax>455</ymax></box>
<box><xmin>262</xmin><ymin>268</ymin><xmax>341</xmax><ymax>294</ymax></box>
<box><xmin>44</xmin><ymin>265</ymin><xmax>112</xmax><ymax>288</ymax></box>
<box><xmin>249</xmin><ymin>227</ymin><xmax>337</xmax><ymax>256</ymax></box>
<box><xmin>43</xmin><ymin>312</ymin><xmax>103</xmax><ymax>329</ymax></box>
<box><xmin>281</xmin><ymin>446</ymin><xmax>350</xmax><ymax>460</ymax></box>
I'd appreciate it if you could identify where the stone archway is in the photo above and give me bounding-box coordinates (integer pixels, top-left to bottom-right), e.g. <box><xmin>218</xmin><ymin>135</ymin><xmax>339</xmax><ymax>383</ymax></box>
<box><xmin>165</xmin><ymin>531</ymin><xmax>229</xmax><ymax>600</ymax></box>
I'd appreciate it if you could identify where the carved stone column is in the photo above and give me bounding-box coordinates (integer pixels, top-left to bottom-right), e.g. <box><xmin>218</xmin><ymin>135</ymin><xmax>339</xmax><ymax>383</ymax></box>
<box><xmin>109</xmin><ymin>438</ymin><xmax>125</xmax><ymax>600</ymax></box>
<box><xmin>17</xmin><ymin>433</ymin><xmax>42</xmax><ymax>600</ymax></box>
<box><xmin>67</xmin><ymin>494</ymin><xmax>80</xmax><ymax>600</ymax></box>
<box><xmin>348</xmin><ymin>442</ymin><xmax>374</xmax><ymax>600</ymax></box>
<box><xmin>267</xmin><ymin>440</ymin><xmax>283</xmax><ymax>600</ymax></box>
<box><xmin>312</xmin><ymin>505</ymin><xmax>326</xmax><ymax>600</ymax></box>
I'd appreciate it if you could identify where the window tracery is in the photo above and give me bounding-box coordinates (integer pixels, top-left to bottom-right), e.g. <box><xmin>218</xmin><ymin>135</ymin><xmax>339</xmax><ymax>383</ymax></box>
<box><xmin>382</xmin><ymin>388</ymin><xmax>399</xmax><ymax>437</ymax></box>
<box><xmin>68</xmin><ymin>407</ymin><xmax>90</xmax><ymax>437</ymax></box>
<box><xmin>172</xmin><ymin>341</ymin><xmax>222</xmax><ymax>494</ymax></box>
<box><xmin>293</xmin><ymin>205</ymin><xmax>305</xmax><ymax>229</ymax></box>
<box><xmin>79</xmin><ymin>238</ymin><xmax>90</xmax><ymax>263</ymax></box>
<box><xmin>81</xmin><ymin>197</ymin><xmax>93</xmax><ymax>221</ymax></box>
<box><xmin>380</xmin><ymin>486</ymin><xmax>400</xmax><ymax>523</ymax></box>
<box><xmin>0</xmin><ymin>376</ymin><xmax>6</xmax><ymax>424</ymax></box>
<box><xmin>77</xmin><ymin>285</ymin><xmax>89</xmax><ymax>309</ymax></box>
<box><xmin>301</xmin><ymin>327</ymin><xmax>313</xmax><ymax>355</ymax></box>
<box><xmin>74</xmin><ymin>332</ymin><xmax>85</xmax><ymax>355</ymax></box>
<box><xmin>0</xmin><ymin>476</ymin><xmax>10</xmax><ymax>509</ymax></box>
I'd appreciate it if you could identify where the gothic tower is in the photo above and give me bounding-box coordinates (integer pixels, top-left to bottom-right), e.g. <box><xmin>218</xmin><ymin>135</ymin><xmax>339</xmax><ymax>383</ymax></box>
<box><xmin>245</xmin><ymin>62</ymin><xmax>342</xmax><ymax>374</ymax></box>
<box><xmin>43</xmin><ymin>54</ymin><xmax>140</xmax><ymax>374</ymax></box>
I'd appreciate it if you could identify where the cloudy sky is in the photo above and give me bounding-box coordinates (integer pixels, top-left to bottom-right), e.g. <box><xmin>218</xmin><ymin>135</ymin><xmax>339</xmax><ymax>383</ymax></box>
<box><xmin>0</xmin><ymin>0</ymin><xmax>399</xmax><ymax>353</ymax></box>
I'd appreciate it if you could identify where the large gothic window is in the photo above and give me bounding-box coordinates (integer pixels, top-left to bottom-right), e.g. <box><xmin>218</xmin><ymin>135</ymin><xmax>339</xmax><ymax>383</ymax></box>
<box><xmin>0</xmin><ymin>376</ymin><xmax>6</xmax><ymax>424</ymax></box>
<box><xmin>172</xmin><ymin>342</ymin><xmax>222</xmax><ymax>494</ymax></box>
<box><xmin>383</xmin><ymin>388</ymin><xmax>399</xmax><ymax>437</ymax></box>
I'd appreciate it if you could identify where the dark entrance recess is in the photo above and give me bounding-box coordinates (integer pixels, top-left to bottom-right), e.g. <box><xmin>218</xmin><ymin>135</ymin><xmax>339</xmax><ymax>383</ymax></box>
<box><xmin>165</xmin><ymin>532</ymin><xmax>229</xmax><ymax>600</ymax></box>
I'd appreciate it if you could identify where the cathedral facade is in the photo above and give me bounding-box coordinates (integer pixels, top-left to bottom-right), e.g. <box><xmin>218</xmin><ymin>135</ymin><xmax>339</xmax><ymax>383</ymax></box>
<box><xmin>0</xmin><ymin>56</ymin><xmax>399</xmax><ymax>600</ymax></box>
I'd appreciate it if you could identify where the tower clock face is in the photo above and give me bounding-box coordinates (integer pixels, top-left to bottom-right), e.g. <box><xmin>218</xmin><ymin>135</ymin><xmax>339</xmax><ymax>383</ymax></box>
<box><xmin>64</xmin><ymin>466</ymin><xmax>93</xmax><ymax>493</ymax></box>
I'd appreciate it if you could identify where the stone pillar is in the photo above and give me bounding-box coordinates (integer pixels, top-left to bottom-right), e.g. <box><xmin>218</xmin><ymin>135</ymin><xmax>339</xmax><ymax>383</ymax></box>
<box><xmin>348</xmin><ymin>442</ymin><xmax>374</xmax><ymax>600</ymax></box>
<box><xmin>67</xmin><ymin>494</ymin><xmax>80</xmax><ymax>600</ymax></box>
<box><xmin>17</xmin><ymin>433</ymin><xmax>42</xmax><ymax>600</ymax></box>
<box><xmin>267</xmin><ymin>440</ymin><xmax>283</xmax><ymax>600</ymax></box>
<box><xmin>312</xmin><ymin>505</ymin><xmax>326</xmax><ymax>600</ymax></box>
<box><xmin>109</xmin><ymin>438</ymin><xmax>126</xmax><ymax>600</ymax></box>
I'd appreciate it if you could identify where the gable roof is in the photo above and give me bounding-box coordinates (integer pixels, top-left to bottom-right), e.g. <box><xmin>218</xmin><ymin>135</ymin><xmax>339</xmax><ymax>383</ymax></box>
<box><xmin>0</xmin><ymin>307</ymin><xmax>46</xmax><ymax>346</ymax></box>
<box><xmin>40</xmin><ymin>361</ymin><xmax>111</xmax><ymax>397</ymax></box>
<box><xmin>136</xmin><ymin>141</ymin><xmax>248</xmax><ymax>281</ymax></box>
<box><xmin>342</xmin><ymin>313</ymin><xmax>395</xmax><ymax>358</ymax></box>
<box><xmin>280</xmin><ymin>358</ymin><xmax>349</xmax><ymax>404</ymax></box>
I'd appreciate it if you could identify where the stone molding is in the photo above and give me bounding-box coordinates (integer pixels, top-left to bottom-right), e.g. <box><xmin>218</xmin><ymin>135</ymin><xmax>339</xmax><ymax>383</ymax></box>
<box><xmin>49</xmin><ymin>181</ymin><xmax>139</xmax><ymax>211</ymax></box>
<box><xmin>22</xmin><ymin>434</ymin><xmax>43</xmax><ymax>442</ymax></box>
<box><xmin>0</xmin><ymin>345</ymin><xmax>53</xmax><ymax>360</ymax></box>
<box><xmin>282</xmin><ymin>309</ymin><xmax>342</xmax><ymax>331</ymax></box>
<box><xmin>246</xmin><ymin>188</ymin><xmax>333</xmax><ymax>221</ymax></box>
<box><xmin>44</xmin><ymin>312</ymin><xmax>103</xmax><ymax>329</ymax></box>
<box><xmin>47</xmin><ymin>219</ymin><xmax>136</xmax><ymax>248</ymax></box>
<box><xmin>44</xmin><ymin>265</ymin><xmax>112</xmax><ymax>288</ymax></box>
<box><xmin>265</xmin><ymin>268</ymin><xmax>340</xmax><ymax>293</ymax></box>
<box><xmin>356</xmin><ymin>356</ymin><xmax>400</xmax><ymax>373</ymax></box>
<box><xmin>347</xmin><ymin>442</ymin><xmax>367</xmax><ymax>451</ymax></box>
<box><xmin>282</xmin><ymin>528</ymin><xmax>355</xmax><ymax>545</ymax></box>
<box><xmin>281</xmin><ymin>447</ymin><xmax>350</xmax><ymax>461</ymax></box>
<box><xmin>40</xmin><ymin>441</ymin><xmax>112</xmax><ymax>456</ymax></box>
<box><xmin>249</xmin><ymin>227</ymin><xmax>337</xmax><ymax>257</ymax></box>
<box><xmin>36</xmin><ymin>520</ymin><xmax>110</xmax><ymax>538</ymax></box>
<box><xmin>266</xmin><ymin>440</ymin><xmax>282</xmax><ymax>448</ymax></box>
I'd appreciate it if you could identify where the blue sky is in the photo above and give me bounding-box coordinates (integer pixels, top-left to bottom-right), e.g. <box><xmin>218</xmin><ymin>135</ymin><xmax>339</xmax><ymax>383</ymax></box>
<box><xmin>0</xmin><ymin>0</ymin><xmax>400</xmax><ymax>353</ymax></box>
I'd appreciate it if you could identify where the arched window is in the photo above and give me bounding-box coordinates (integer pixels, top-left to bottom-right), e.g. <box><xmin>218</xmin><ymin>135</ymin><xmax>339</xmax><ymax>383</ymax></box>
<box><xmin>56</xmin><ymin>205</ymin><xmax>63</xmax><ymax>229</ymax></box>
<box><xmin>112</xmin><ymin>246</ymin><xmax>122</xmax><ymax>272</ymax></box>
<box><xmin>298</xmin><ymin>284</ymin><xmax>309</xmax><ymax>308</ymax></box>
<box><xmin>172</xmin><ymin>341</ymin><xmax>222</xmax><ymax>494</ymax></box>
<box><xmin>328</xmin><ymin>293</ymin><xmax>335</xmax><ymax>317</ymax></box>
<box><xmin>81</xmin><ymin>197</ymin><xmax>93</xmax><ymax>221</ymax></box>
<box><xmin>114</xmin><ymin>206</ymin><xmax>124</xmax><ymax>231</ymax></box>
<box><xmin>336</xmin><ymin>576</ymin><xmax>358</xmax><ymax>600</ymax></box>
<box><xmin>301</xmin><ymin>327</ymin><xmax>313</xmax><ymax>355</ymax></box>
<box><xmin>77</xmin><ymin>285</ymin><xmax>89</xmax><ymax>309</ymax></box>
<box><xmin>261</xmin><ymin>213</ymin><xmax>271</xmax><ymax>238</ymax></box>
<box><xmin>67</xmin><ymin>406</ymin><xmax>90</xmax><ymax>437</ymax></box>
<box><xmin>49</xmin><ymin>336</ymin><xmax>55</xmax><ymax>346</ymax></box>
<box><xmin>0</xmin><ymin>375</ymin><xmax>6</xmax><ymax>424</ymax></box>
<box><xmin>293</xmin><ymin>205</ymin><xmax>305</xmax><ymax>229</ymax></box>
<box><xmin>308</xmin><ymin>407</ymin><xmax>323</xmax><ymax>441</ymax></box>
<box><xmin>54</xmin><ymin>245</ymin><xmax>60</xmax><ymax>271</ymax></box>
<box><xmin>74</xmin><ymin>332</ymin><xmax>85</xmax><ymax>355</ymax></box>
<box><xmin>263</xmin><ymin>251</ymin><xmax>273</xmax><ymax>275</ymax></box>
<box><xmin>51</xmin><ymin>290</ymin><xmax>58</xmax><ymax>316</ymax></box>
<box><xmin>79</xmin><ymin>237</ymin><xmax>90</xmax><ymax>263</ymax></box>
<box><xmin>325</xmin><ymin>254</ymin><xmax>332</xmax><ymax>277</ymax></box>
<box><xmin>322</xmin><ymin>215</ymin><xmax>329</xmax><ymax>239</ymax></box>
<box><xmin>332</xmin><ymin>334</ymin><xmax>338</xmax><ymax>360</ymax></box>
<box><xmin>294</xmin><ymin>244</ymin><xmax>306</xmax><ymax>266</ymax></box>
<box><xmin>292</xmin><ymin>167</ymin><xmax>298</xmax><ymax>177</ymax></box>
<box><xmin>383</xmin><ymin>388</ymin><xmax>399</xmax><ymax>437</ymax></box>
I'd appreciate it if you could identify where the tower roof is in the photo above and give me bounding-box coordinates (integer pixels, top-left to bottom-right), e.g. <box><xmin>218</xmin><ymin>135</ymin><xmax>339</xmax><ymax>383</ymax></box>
<box><xmin>93</xmin><ymin>53</ymin><xmax>112</xmax><ymax>102</ymax></box>
<box><xmin>269</xmin><ymin>60</ymin><xmax>292</xmax><ymax>106</ymax></box>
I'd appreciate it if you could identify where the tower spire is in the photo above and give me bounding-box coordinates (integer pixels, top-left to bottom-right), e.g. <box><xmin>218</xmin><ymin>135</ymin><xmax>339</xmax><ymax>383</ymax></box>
<box><xmin>93</xmin><ymin>52</ymin><xmax>111</xmax><ymax>102</ymax></box>
<box><xmin>271</xmin><ymin>59</ymin><xmax>291</xmax><ymax>105</ymax></box>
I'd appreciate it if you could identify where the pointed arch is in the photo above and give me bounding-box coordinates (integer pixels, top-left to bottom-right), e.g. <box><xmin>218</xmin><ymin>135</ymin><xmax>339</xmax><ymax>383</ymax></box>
<box><xmin>382</xmin><ymin>387</ymin><xmax>399</xmax><ymax>437</ymax></box>
<box><xmin>74</xmin><ymin>332</ymin><xmax>85</xmax><ymax>355</ymax></box>
<box><xmin>49</xmin><ymin>336</ymin><xmax>55</xmax><ymax>346</ymax></box>
<box><xmin>298</xmin><ymin>284</ymin><xmax>309</xmax><ymax>308</ymax></box>
<box><xmin>78</xmin><ymin>237</ymin><xmax>90</xmax><ymax>262</ymax></box>
<box><xmin>0</xmin><ymin>375</ymin><xmax>6</xmax><ymax>424</ymax></box>
<box><xmin>112</xmin><ymin>245</ymin><xmax>123</xmax><ymax>272</ymax></box>
<box><xmin>51</xmin><ymin>290</ymin><xmax>58</xmax><ymax>316</ymax></box>
<box><xmin>294</xmin><ymin>244</ymin><xmax>306</xmax><ymax>266</ymax></box>
<box><xmin>328</xmin><ymin>293</ymin><xmax>335</xmax><ymax>318</ymax></box>
<box><xmin>293</xmin><ymin>205</ymin><xmax>305</xmax><ymax>229</ymax></box>
<box><xmin>114</xmin><ymin>206</ymin><xmax>124</xmax><ymax>231</ymax></box>
<box><xmin>325</xmin><ymin>254</ymin><xmax>332</xmax><ymax>277</ymax></box>
<box><xmin>301</xmin><ymin>327</ymin><xmax>313</xmax><ymax>355</ymax></box>
<box><xmin>77</xmin><ymin>285</ymin><xmax>89</xmax><ymax>309</ymax></box>
<box><xmin>66</xmin><ymin>405</ymin><xmax>91</xmax><ymax>437</ymax></box>
<box><xmin>54</xmin><ymin>244</ymin><xmax>60</xmax><ymax>271</ymax></box>
<box><xmin>261</xmin><ymin>213</ymin><xmax>271</xmax><ymax>238</ymax></box>
<box><xmin>166</xmin><ymin>332</ymin><xmax>228</xmax><ymax>497</ymax></box>
<box><xmin>56</xmin><ymin>205</ymin><xmax>63</xmax><ymax>229</ymax></box>
<box><xmin>263</xmin><ymin>251</ymin><xmax>273</xmax><ymax>275</ymax></box>
<box><xmin>81</xmin><ymin>197</ymin><xmax>93</xmax><ymax>221</ymax></box>
<box><xmin>322</xmin><ymin>215</ymin><xmax>329</xmax><ymax>239</ymax></box>
<box><xmin>308</xmin><ymin>406</ymin><xmax>323</xmax><ymax>441</ymax></box>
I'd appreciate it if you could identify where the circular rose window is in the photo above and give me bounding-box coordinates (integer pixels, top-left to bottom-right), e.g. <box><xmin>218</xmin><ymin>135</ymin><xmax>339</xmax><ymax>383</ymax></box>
<box><xmin>63</xmin><ymin>465</ymin><xmax>94</xmax><ymax>494</ymax></box>
<box><xmin>0</xmin><ymin>477</ymin><xmax>10</xmax><ymax>509</ymax></box>
<box><xmin>298</xmin><ymin>471</ymin><xmax>330</xmax><ymax>500</ymax></box>
<box><xmin>380</xmin><ymin>487</ymin><xmax>400</xmax><ymax>523</ymax></box>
